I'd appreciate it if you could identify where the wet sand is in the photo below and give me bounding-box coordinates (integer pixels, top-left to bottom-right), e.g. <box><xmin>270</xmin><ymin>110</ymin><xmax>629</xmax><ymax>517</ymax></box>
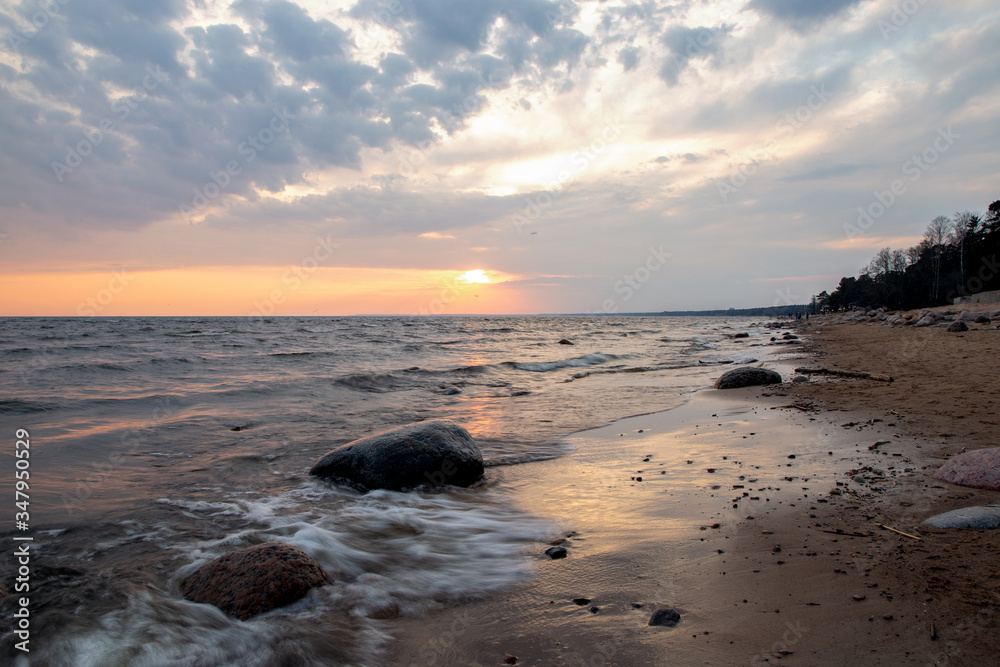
<box><xmin>389</xmin><ymin>320</ymin><xmax>1000</xmax><ymax>666</ymax></box>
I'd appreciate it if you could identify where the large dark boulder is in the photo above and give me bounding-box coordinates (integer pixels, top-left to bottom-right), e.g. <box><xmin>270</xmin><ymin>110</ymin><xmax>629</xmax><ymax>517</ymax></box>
<box><xmin>182</xmin><ymin>543</ymin><xmax>329</xmax><ymax>620</ymax></box>
<box><xmin>310</xmin><ymin>419</ymin><xmax>484</xmax><ymax>491</ymax></box>
<box><xmin>714</xmin><ymin>367</ymin><xmax>782</xmax><ymax>389</ymax></box>
<box><xmin>947</xmin><ymin>320</ymin><xmax>969</xmax><ymax>332</ymax></box>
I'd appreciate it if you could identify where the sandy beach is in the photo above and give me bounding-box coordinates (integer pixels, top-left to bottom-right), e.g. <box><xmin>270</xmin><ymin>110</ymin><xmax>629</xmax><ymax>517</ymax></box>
<box><xmin>389</xmin><ymin>316</ymin><xmax>1000</xmax><ymax>666</ymax></box>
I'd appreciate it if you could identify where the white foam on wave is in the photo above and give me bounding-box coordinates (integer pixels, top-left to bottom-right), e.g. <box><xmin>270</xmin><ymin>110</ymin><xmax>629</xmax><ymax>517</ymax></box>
<box><xmin>88</xmin><ymin>520</ymin><xmax>178</xmax><ymax>557</ymax></box>
<box><xmin>56</xmin><ymin>481</ymin><xmax>552</xmax><ymax>666</ymax></box>
<box><xmin>44</xmin><ymin>589</ymin><xmax>388</xmax><ymax>667</ymax></box>
<box><xmin>514</xmin><ymin>353</ymin><xmax>614</xmax><ymax>372</ymax></box>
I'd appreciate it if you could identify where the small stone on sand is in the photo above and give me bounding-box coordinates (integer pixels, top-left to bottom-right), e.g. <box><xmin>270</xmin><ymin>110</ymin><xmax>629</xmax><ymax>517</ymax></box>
<box><xmin>648</xmin><ymin>607</ymin><xmax>681</xmax><ymax>627</ymax></box>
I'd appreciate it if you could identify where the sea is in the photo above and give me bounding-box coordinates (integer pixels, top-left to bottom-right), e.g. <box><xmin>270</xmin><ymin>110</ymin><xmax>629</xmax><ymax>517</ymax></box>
<box><xmin>0</xmin><ymin>315</ymin><xmax>801</xmax><ymax>665</ymax></box>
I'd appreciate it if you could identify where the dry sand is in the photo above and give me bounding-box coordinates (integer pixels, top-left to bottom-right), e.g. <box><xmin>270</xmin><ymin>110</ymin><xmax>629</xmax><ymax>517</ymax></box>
<box><xmin>388</xmin><ymin>319</ymin><xmax>1000</xmax><ymax>667</ymax></box>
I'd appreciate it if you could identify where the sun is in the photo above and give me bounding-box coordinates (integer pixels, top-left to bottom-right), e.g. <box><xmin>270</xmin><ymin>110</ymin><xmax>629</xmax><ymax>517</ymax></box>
<box><xmin>457</xmin><ymin>269</ymin><xmax>491</xmax><ymax>284</ymax></box>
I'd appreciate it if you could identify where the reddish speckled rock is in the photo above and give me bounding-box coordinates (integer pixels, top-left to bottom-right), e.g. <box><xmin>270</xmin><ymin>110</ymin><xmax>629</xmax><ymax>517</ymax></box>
<box><xmin>182</xmin><ymin>543</ymin><xmax>330</xmax><ymax>620</ymax></box>
<box><xmin>934</xmin><ymin>447</ymin><xmax>1000</xmax><ymax>491</ymax></box>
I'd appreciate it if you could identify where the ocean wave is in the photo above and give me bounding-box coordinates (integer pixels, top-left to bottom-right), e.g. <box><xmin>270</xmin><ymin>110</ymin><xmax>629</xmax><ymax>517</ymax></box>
<box><xmin>171</xmin><ymin>483</ymin><xmax>552</xmax><ymax>610</ymax></box>
<box><xmin>48</xmin><ymin>485</ymin><xmax>550</xmax><ymax>667</ymax></box>
<box><xmin>150</xmin><ymin>356</ymin><xmax>194</xmax><ymax>365</ymax></box>
<box><xmin>269</xmin><ymin>351</ymin><xmax>328</xmax><ymax>358</ymax></box>
<box><xmin>449</xmin><ymin>363</ymin><xmax>489</xmax><ymax>374</ymax></box>
<box><xmin>509</xmin><ymin>353</ymin><xmax>617</xmax><ymax>372</ymax></box>
<box><xmin>165</xmin><ymin>330</ymin><xmax>230</xmax><ymax>337</ymax></box>
<box><xmin>334</xmin><ymin>372</ymin><xmax>410</xmax><ymax>393</ymax></box>
<box><xmin>0</xmin><ymin>398</ymin><xmax>60</xmax><ymax>414</ymax></box>
<box><xmin>59</xmin><ymin>362</ymin><xmax>133</xmax><ymax>372</ymax></box>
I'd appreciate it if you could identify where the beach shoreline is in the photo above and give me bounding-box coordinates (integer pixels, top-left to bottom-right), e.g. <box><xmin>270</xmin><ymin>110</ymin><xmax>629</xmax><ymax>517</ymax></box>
<box><xmin>388</xmin><ymin>318</ymin><xmax>1000</xmax><ymax>666</ymax></box>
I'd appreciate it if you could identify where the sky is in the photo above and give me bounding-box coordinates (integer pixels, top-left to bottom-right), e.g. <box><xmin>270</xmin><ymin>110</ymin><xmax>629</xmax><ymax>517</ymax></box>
<box><xmin>1</xmin><ymin>0</ymin><xmax>998</xmax><ymax>316</ymax></box>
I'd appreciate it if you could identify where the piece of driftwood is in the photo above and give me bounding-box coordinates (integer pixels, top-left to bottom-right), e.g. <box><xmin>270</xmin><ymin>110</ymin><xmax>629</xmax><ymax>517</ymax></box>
<box><xmin>821</xmin><ymin>530</ymin><xmax>868</xmax><ymax>538</ymax></box>
<box><xmin>774</xmin><ymin>402</ymin><xmax>816</xmax><ymax>412</ymax></box>
<box><xmin>794</xmin><ymin>367</ymin><xmax>894</xmax><ymax>382</ymax></box>
<box><xmin>877</xmin><ymin>523</ymin><xmax>922</xmax><ymax>540</ymax></box>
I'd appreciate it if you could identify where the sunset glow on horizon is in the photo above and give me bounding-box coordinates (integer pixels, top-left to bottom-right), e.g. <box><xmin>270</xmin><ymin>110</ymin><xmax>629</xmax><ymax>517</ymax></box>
<box><xmin>457</xmin><ymin>270</ymin><xmax>492</xmax><ymax>285</ymax></box>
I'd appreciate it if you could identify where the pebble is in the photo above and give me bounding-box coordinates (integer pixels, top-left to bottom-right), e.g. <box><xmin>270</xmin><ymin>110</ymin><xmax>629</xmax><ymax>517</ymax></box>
<box><xmin>545</xmin><ymin>546</ymin><xmax>567</xmax><ymax>559</ymax></box>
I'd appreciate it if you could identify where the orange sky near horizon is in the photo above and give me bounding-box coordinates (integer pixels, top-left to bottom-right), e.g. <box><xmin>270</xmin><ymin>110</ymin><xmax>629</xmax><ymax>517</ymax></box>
<box><xmin>2</xmin><ymin>267</ymin><xmax>532</xmax><ymax>317</ymax></box>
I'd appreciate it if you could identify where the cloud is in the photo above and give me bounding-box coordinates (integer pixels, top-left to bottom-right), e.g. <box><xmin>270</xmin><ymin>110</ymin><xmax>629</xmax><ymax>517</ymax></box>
<box><xmin>256</xmin><ymin>0</ymin><xmax>350</xmax><ymax>61</ymax></box>
<box><xmin>350</xmin><ymin>0</ymin><xmax>578</xmax><ymax>68</ymax></box>
<box><xmin>1</xmin><ymin>0</ymin><xmax>999</xmax><ymax>315</ymax></box>
<box><xmin>748</xmin><ymin>0</ymin><xmax>868</xmax><ymax>29</ymax></box>
<box><xmin>618</xmin><ymin>45</ymin><xmax>642</xmax><ymax>71</ymax></box>
<box><xmin>658</xmin><ymin>24</ymin><xmax>732</xmax><ymax>86</ymax></box>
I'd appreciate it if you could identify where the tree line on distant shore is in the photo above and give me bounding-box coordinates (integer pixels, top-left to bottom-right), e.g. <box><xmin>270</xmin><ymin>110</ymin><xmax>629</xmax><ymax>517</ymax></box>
<box><xmin>820</xmin><ymin>199</ymin><xmax>1000</xmax><ymax>311</ymax></box>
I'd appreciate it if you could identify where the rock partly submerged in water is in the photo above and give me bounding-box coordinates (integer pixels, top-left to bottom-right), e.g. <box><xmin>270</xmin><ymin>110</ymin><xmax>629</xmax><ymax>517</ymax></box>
<box><xmin>182</xmin><ymin>543</ymin><xmax>330</xmax><ymax>620</ymax></box>
<box><xmin>923</xmin><ymin>505</ymin><xmax>1000</xmax><ymax>530</ymax></box>
<box><xmin>714</xmin><ymin>367</ymin><xmax>782</xmax><ymax>389</ymax></box>
<box><xmin>310</xmin><ymin>419</ymin><xmax>485</xmax><ymax>491</ymax></box>
<box><xmin>933</xmin><ymin>447</ymin><xmax>1000</xmax><ymax>491</ymax></box>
